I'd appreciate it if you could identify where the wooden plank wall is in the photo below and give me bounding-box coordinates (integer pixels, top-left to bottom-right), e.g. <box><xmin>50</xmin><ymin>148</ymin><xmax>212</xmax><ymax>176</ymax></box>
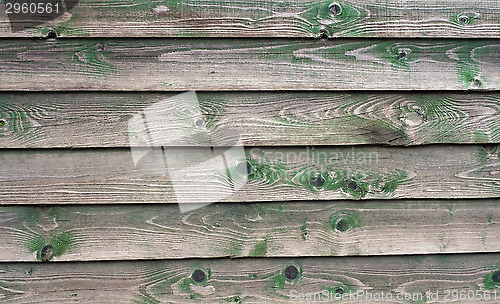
<box><xmin>0</xmin><ymin>0</ymin><xmax>499</xmax><ymax>303</ymax></box>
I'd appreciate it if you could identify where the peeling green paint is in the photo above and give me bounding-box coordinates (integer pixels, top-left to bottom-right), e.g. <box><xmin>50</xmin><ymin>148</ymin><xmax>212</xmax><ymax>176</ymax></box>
<box><xmin>249</xmin><ymin>238</ymin><xmax>268</xmax><ymax>256</ymax></box>
<box><xmin>381</xmin><ymin>169</ymin><xmax>408</xmax><ymax>194</ymax></box>
<box><xmin>71</xmin><ymin>42</ymin><xmax>118</xmax><ymax>77</ymax></box>
<box><xmin>300</xmin><ymin>221</ymin><xmax>308</xmax><ymax>241</ymax></box>
<box><xmin>483</xmin><ymin>270</ymin><xmax>500</xmax><ymax>290</ymax></box>
<box><xmin>33</xmin><ymin>232</ymin><xmax>75</xmax><ymax>262</ymax></box>
<box><xmin>303</xmin><ymin>0</ymin><xmax>367</xmax><ymax>37</ymax></box>
<box><xmin>322</xmin><ymin>283</ymin><xmax>355</xmax><ymax>298</ymax></box>
<box><xmin>330</xmin><ymin>210</ymin><xmax>361</xmax><ymax>232</ymax></box>
<box><xmin>18</xmin><ymin>208</ymin><xmax>76</xmax><ymax>261</ymax></box>
<box><xmin>266</xmin><ymin>263</ymin><xmax>302</xmax><ymax>294</ymax></box>
<box><xmin>474</xmin><ymin>130</ymin><xmax>490</xmax><ymax>143</ymax></box>
<box><xmin>224</xmin><ymin>296</ymin><xmax>243</xmax><ymax>303</ymax></box>
<box><xmin>452</xmin><ymin>12</ymin><xmax>477</xmax><ymax>26</ymax></box>
<box><xmin>245</xmin><ymin>151</ymin><xmax>411</xmax><ymax>198</ymax></box>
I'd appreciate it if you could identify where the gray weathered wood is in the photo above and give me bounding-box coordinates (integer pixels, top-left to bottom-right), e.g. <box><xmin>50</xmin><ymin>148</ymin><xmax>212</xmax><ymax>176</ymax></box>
<box><xmin>0</xmin><ymin>39</ymin><xmax>498</xmax><ymax>91</ymax></box>
<box><xmin>1</xmin><ymin>92</ymin><xmax>500</xmax><ymax>148</ymax></box>
<box><xmin>1</xmin><ymin>254</ymin><xmax>500</xmax><ymax>303</ymax></box>
<box><xmin>0</xmin><ymin>145</ymin><xmax>498</xmax><ymax>204</ymax></box>
<box><xmin>0</xmin><ymin>200</ymin><xmax>499</xmax><ymax>262</ymax></box>
<box><xmin>1</xmin><ymin>0</ymin><xmax>500</xmax><ymax>38</ymax></box>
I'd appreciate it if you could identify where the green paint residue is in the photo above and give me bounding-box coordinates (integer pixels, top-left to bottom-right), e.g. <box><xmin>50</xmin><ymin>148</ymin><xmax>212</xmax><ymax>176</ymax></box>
<box><xmin>249</xmin><ymin>238</ymin><xmax>268</xmax><ymax>256</ymax></box>
<box><xmin>382</xmin><ymin>169</ymin><xmax>408</xmax><ymax>194</ymax></box>
<box><xmin>224</xmin><ymin>296</ymin><xmax>243</xmax><ymax>303</ymax></box>
<box><xmin>371</xmin><ymin>42</ymin><xmax>417</xmax><ymax>71</ymax></box>
<box><xmin>25</xmin><ymin>235</ymin><xmax>46</xmax><ymax>253</ymax></box>
<box><xmin>303</xmin><ymin>0</ymin><xmax>367</xmax><ymax>37</ymax></box>
<box><xmin>51</xmin><ymin>231</ymin><xmax>74</xmax><ymax>257</ymax></box>
<box><xmin>300</xmin><ymin>221</ymin><xmax>308</xmax><ymax>241</ymax></box>
<box><xmin>133</xmin><ymin>266</ymin><xmax>187</xmax><ymax>304</ymax></box>
<box><xmin>33</xmin><ymin>232</ymin><xmax>75</xmax><ymax>262</ymax></box>
<box><xmin>330</xmin><ymin>210</ymin><xmax>361</xmax><ymax>232</ymax></box>
<box><xmin>266</xmin><ymin>263</ymin><xmax>302</xmax><ymax>294</ymax></box>
<box><xmin>452</xmin><ymin>12</ymin><xmax>477</xmax><ymax>26</ymax></box>
<box><xmin>268</xmin><ymin>273</ymin><xmax>286</xmax><ymax>291</ymax></box>
<box><xmin>179</xmin><ymin>278</ymin><xmax>194</xmax><ymax>293</ymax></box>
<box><xmin>473</xmin><ymin>130</ymin><xmax>490</xmax><ymax>143</ymax></box>
<box><xmin>19</xmin><ymin>207</ymin><xmax>76</xmax><ymax>261</ymax></box>
<box><xmin>483</xmin><ymin>271</ymin><xmax>500</xmax><ymax>290</ymax></box>
<box><xmin>322</xmin><ymin>283</ymin><xmax>355</xmax><ymax>298</ymax></box>
<box><xmin>72</xmin><ymin>42</ymin><xmax>118</xmax><ymax>77</ymax></box>
<box><xmin>245</xmin><ymin>151</ymin><xmax>410</xmax><ymax>198</ymax></box>
<box><xmin>453</xmin><ymin>40</ymin><xmax>487</xmax><ymax>88</ymax></box>
<box><xmin>225</xmin><ymin>241</ymin><xmax>244</xmax><ymax>257</ymax></box>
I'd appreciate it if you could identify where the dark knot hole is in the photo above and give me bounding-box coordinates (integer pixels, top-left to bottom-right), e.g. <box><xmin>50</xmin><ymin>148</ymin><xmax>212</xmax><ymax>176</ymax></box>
<box><xmin>192</xmin><ymin>269</ymin><xmax>206</xmax><ymax>283</ymax></box>
<box><xmin>40</xmin><ymin>244</ymin><xmax>55</xmax><ymax>262</ymax></box>
<box><xmin>329</xmin><ymin>3</ymin><xmax>342</xmax><ymax>15</ymax></box>
<box><xmin>284</xmin><ymin>265</ymin><xmax>299</xmax><ymax>281</ymax></box>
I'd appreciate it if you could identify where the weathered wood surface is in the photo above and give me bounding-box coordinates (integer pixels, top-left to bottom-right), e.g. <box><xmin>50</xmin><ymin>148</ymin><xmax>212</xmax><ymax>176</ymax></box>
<box><xmin>1</xmin><ymin>200</ymin><xmax>499</xmax><ymax>262</ymax></box>
<box><xmin>2</xmin><ymin>254</ymin><xmax>500</xmax><ymax>303</ymax></box>
<box><xmin>0</xmin><ymin>39</ymin><xmax>498</xmax><ymax>91</ymax></box>
<box><xmin>0</xmin><ymin>145</ymin><xmax>498</xmax><ymax>204</ymax></box>
<box><xmin>1</xmin><ymin>92</ymin><xmax>500</xmax><ymax>148</ymax></box>
<box><xmin>1</xmin><ymin>0</ymin><xmax>500</xmax><ymax>38</ymax></box>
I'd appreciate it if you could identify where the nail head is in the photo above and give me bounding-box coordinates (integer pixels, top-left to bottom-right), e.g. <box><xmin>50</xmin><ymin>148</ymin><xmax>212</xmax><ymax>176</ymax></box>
<box><xmin>46</xmin><ymin>30</ymin><xmax>57</xmax><ymax>39</ymax></box>
<box><xmin>329</xmin><ymin>3</ymin><xmax>342</xmax><ymax>15</ymax></box>
<box><xmin>192</xmin><ymin>269</ymin><xmax>206</xmax><ymax>283</ymax></box>
<box><xmin>459</xmin><ymin>15</ymin><xmax>470</xmax><ymax>24</ymax></box>
<box><xmin>284</xmin><ymin>265</ymin><xmax>299</xmax><ymax>281</ymax></box>
<box><xmin>347</xmin><ymin>180</ymin><xmax>358</xmax><ymax>190</ymax></box>
<box><xmin>318</xmin><ymin>29</ymin><xmax>329</xmax><ymax>39</ymax></box>
<box><xmin>492</xmin><ymin>271</ymin><xmax>500</xmax><ymax>283</ymax></box>
<box><xmin>40</xmin><ymin>244</ymin><xmax>54</xmax><ymax>262</ymax></box>
<box><xmin>311</xmin><ymin>175</ymin><xmax>325</xmax><ymax>188</ymax></box>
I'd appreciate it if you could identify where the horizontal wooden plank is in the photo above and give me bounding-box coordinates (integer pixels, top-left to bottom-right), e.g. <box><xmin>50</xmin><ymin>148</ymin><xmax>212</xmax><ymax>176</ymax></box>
<box><xmin>0</xmin><ymin>145</ymin><xmax>498</xmax><ymax>204</ymax></box>
<box><xmin>1</xmin><ymin>92</ymin><xmax>500</xmax><ymax>148</ymax></box>
<box><xmin>1</xmin><ymin>254</ymin><xmax>500</xmax><ymax>303</ymax></box>
<box><xmin>0</xmin><ymin>39</ymin><xmax>498</xmax><ymax>91</ymax></box>
<box><xmin>1</xmin><ymin>200</ymin><xmax>499</xmax><ymax>262</ymax></box>
<box><xmin>1</xmin><ymin>0</ymin><xmax>500</xmax><ymax>38</ymax></box>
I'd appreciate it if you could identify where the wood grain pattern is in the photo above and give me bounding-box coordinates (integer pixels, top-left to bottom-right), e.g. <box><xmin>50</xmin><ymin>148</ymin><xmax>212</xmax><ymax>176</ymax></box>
<box><xmin>0</xmin><ymin>39</ymin><xmax>498</xmax><ymax>91</ymax></box>
<box><xmin>1</xmin><ymin>0</ymin><xmax>500</xmax><ymax>38</ymax></box>
<box><xmin>0</xmin><ymin>200</ymin><xmax>499</xmax><ymax>262</ymax></box>
<box><xmin>2</xmin><ymin>254</ymin><xmax>500</xmax><ymax>303</ymax></box>
<box><xmin>0</xmin><ymin>145</ymin><xmax>498</xmax><ymax>204</ymax></box>
<box><xmin>1</xmin><ymin>92</ymin><xmax>500</xmax><ymax>148</ymax></box>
